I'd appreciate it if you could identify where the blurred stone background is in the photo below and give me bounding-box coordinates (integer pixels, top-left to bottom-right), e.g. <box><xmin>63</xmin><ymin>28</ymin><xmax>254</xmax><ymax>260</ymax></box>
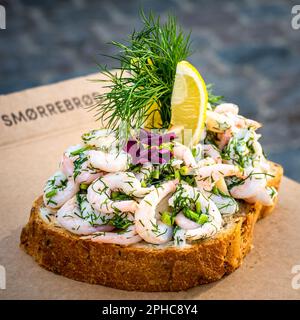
<box><xmin>0</xmin><ymin>0</ymin><xmax>299</xmax><ymax>181</ymax></box>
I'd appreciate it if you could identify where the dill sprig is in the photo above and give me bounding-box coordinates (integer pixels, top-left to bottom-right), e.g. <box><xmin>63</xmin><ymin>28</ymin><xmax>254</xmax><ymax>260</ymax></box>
<box><xmin>207</xmin><ymin>83</ymin><xmax>224</xmax><ymax>108</ymax></box>
<box><xmin>90</xmin><ymin>11</ymin><xmax>191</xmax><ymax>140</ymax></box>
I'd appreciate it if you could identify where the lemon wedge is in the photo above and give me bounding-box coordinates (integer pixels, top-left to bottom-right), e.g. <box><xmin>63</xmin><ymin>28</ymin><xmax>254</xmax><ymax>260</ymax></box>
<box><xmin>170</xmin><ymin>60</ymin><xmax>208</xmax><ymax>146</ymax></box>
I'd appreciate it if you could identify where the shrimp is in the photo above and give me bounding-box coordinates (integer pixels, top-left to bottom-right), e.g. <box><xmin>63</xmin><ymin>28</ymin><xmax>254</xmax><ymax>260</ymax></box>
<box><xmin>87</xmin><ymin>172</ymin><xmax>151</xmax><ymax>214</ymax></box>
<box><xmin>252</xmin><ymin>138</ymin><xmax>264</xmax><ymax>158</ymax></box>
<box><xmin>207</xmin><ymin>108</ymin><xmax>261</xmax><ymax>133</ymax></box>
<box><xmin>73</xmin><ymin>151</ymin><xmax>103</xmax><ymax>185</ymax></box>
<box><xmin>173</xmin><ymin>142</ymin><xmax>196</xmax><ymax>167</ymax></box>
<box><xmin>170</xmin><ymin>185</ymin><xmax>222</xmax><ymax>243</ymax></box>
<box><xmin>43</xmin><ymin>171</ymin><xmax>79</xmax><ymax>209</ymax></box>
<box><xmin>207</xmin><ymin>192</ymin><xmax>239</xmax><ymax>215</ymax></box>
<box><xmin>196</xmin><ymin>164</ymin><xmax>243</xmax><ymax>191</ymax></box>
<box><xmin>216</xmin><ymin>129</ymin><xmax>232</xmax><ymax>150</ymax></box>
<box><xmin>60</xmin><ymin>144</ymin><xmax>84</xmax><ymax>177</ymax></box>
<box><xmin>175</xmin><ymin>212</ymin><xmax>200</xmax><ymax>230</ymax></box>
<box><xmin>60</xmin><ymin>154</ymin><xmax>74</xmax><ymax>178</ymax></box>
<box><xmin>216</xmin><ymin>120</ymin><xmax>260</xmax><ymax>151</ymax></box>
<box><xmin>245</xmin><ymin>186</ymin><xmax>277</xmax><ymax>206</ymax></box>
<box><xmin>81</xmin><ymin>213</ymin><xmax>142</xmax><ymax>245</ymax></box>
<box><xmin>185</xmin><ymin>209</ymin><xmax>222</xmax><ymax>241</ymax></box>
<box><xmin>214</xmin><ymin>103</ymin><xmax>239</xmax><ymax>115</ymax></box>
<box><xmin>230</xmin><ymin>171</ymin><xmax>267</xmax><ymax>199</ymax></box>
<box><xmin>56</xmin><ymin>196</ymin><xmax>114</xmax><ymax>235</ymax></box>
<box><xmin>135</xmin><ymin>180</ymin><xmax>178</xmax><ymax>244</ymax></box>
<box><xmin>206</xmin><ymin>110</ymin><xmax>234</xmax><ymax>133</ymax></box>
<box><xmin>214</xmin><ymin>176</ymin><xmax>230</xmax><ymax>196</ymax></box>
<box><xmin>234</xmin><ymin>116</ymin><xmax>261</xmax><ymax>130</ymax></box>
<box><xmin>203</xmin><ymin>144</ymin><xmax>222</xmax><ymax>163</ymax></box>
<box><xmin>197</xmin><ymin>157</ymin><xmax>216</xmax><ymax>168</ymax></box>
<box><xmin>89</xmin><ymin>149</ymin><xmax>129</xmax><ymax>173</ymax></box>
<box><xmin>61</xmin><ymin>147</ymin><xmax>103</xmax><ymax>185</ymax></box>
<box><xmin>81</xmin><ymin>129</ymin><xmax>117</xmax><ymax>150</ymax></box>
<box><xmin>222</xmin><ymin>128</ymin><xmax>265</xmax><ymax>168</ymax></box>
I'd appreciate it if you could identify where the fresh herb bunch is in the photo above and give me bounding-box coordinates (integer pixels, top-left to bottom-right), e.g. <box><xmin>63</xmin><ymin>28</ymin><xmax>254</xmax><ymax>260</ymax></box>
<box><xmin>91</xmin><ymin>11</ymin><xmax>191</xmax><ymax>140</ymax></box>
<box><xmin>91</xmin><ymin>10</ymin><xmax>223</xmax><ymax>143</ymax></box>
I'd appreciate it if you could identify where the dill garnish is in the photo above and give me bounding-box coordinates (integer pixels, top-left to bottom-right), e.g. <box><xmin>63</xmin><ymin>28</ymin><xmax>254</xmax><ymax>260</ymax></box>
<box><xmin>109</xmin><ymin>212</ymin><xmax>133</xmax><ymax>232</ymax></box>
<box><xmin>89</xmin><ymin>11</ymin><xmax>191</xmax><ymax>141</ymax></box>
<box><xmin>206</xmin><ymin>83</ymin><xmax>224</xmax><ymax>108</ymax></box>
<box><xmin>73</xmin><ymin>153</ymin><xmax>88</xmax><ymax>179</ymax></box>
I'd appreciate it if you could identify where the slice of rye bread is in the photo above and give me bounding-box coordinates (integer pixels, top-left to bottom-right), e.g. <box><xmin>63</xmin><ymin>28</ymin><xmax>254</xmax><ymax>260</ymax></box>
<box><xmin>20</xmin><ymin>161</ymin><xmax>283</xmax><ymax>292</ymax></box>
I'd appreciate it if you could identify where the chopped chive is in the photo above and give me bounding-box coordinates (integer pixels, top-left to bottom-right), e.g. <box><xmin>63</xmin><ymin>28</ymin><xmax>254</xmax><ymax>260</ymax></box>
<box><xmin>144</xmin><ymin>199</ymin><xmax>152</xmax><ymax>206</ymax></box>
<box><xmin>174</xmin><ymin>170</ymin><xmax>181</xmax><ymax>181</ymax></box>
<box><xmin>196</xmin><ymin>201</ymin><xmax>202</xmax><ymax>214</ymax></box>
<box><xmin>70</xmin><ymin>145</ymin><xmax>90</xmax><ymax>156</ymax></box>
<box><xmin>161</xmin><ymin>211</ymin><xmax>174</xmax><ymax>226</ymax></box>
<box><xmin>141</xmin><ymin>180</ymin><xmax>147</xmax><ymax>188</ymax></box>
<box><xmin>111</xmin><ymin>191</ymin><xmax>119</xmax><ymax>200</ymax></box>
<box><xmin>198</xmin><ymin>214</ymin><xmax>208</xmax><ymax>225</ymax></box>
<box><xmin>111</xmin><ymin>191</ymin><xmax>133</xmax><ymax>201</ymax></box>
<box><xmin>45</xmin><ymin>189</ymin><xmax>57</xmax><ymax>198</ymax></box>
<box><xmin>212</xmin><ymin>185</ymin><xmax>219</xmax><ymax>195</ymax></box>
<box><xmin>152</xmin><ymin>170</ymin><xmax>160</xmax><ymax>179</ymax></box>
<box><xmin>191</xmin><ymin>148</ymin><xmax>197</xmax><ymax>157</ymax></box>
<box><xmin>180</xmin><ymin>166</ymin><xmax>189</xmax><ymax>176</ymax></box>
<box><xmin>80</xmin><ymin>183</ymin><xmax>89</xmax><ymax>190</ymax></box>
<box><xmin>139</xmin><ymin>219</ymin><xmax>145</xmax><ymax>227</ymax></box>
<box><xmin>183</xmin><ymin>208</ymin><xmax>199</xmax><ymax>222</ymax></box>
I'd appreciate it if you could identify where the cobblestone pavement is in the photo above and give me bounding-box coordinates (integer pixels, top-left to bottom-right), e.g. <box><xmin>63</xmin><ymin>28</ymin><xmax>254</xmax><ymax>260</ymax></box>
<box><xmin>0</xmin><ymin>0</ymin><xmax>299</xmax><ymax>181</ymax></box>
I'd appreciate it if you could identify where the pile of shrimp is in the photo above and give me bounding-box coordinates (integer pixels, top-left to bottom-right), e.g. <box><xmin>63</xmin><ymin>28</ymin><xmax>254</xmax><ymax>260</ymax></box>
<box><xmin>42</xmin><ymin>103</ymin><xmax>277</xmax><ymax>247</ymax></box>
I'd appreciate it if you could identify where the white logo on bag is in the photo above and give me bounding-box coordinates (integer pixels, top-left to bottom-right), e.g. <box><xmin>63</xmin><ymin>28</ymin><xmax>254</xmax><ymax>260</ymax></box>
<box><xmin>0</xmin><ymin>5</ymin><xmax>5</xmax><ymax>30</ymax></box>
<box><xmin>291</xmin><ymin>265</ymin><xmax>300</xmax><ymax>289</ymax></box>
<box><xmin>291</xmin><ymin>5</ymin><xmax>300</xmax><ymax>30</ymax></box>
<box><xmin>0</xmin><ymin>265</ymin><xmax>6</xmax><ymax>289</ymax></box>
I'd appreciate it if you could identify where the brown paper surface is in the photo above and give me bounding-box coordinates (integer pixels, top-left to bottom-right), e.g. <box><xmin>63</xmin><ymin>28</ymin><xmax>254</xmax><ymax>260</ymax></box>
<box><xmin>0</xmin><ymin>75</ymin><xmax>299</xmax><ymax>300</ymax></box>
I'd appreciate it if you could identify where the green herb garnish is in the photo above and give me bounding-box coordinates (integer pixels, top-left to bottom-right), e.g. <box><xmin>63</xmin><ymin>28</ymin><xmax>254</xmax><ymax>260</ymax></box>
<box><xmin>45</xmin><ymin>189</ymin><xmax>57</xmax><ymax>198</ymax></box>
<box><xmin>179</xmin><ymin>166</ymin><xmax>189</xmax><ymax>176</ymax></box>
<box><xmin>111</xmin><ymin>191</ymin><xmax>133</xmax><ymax>201</ymax></box>
<box><xmin>207</xmin><ymin>83</ymin><xmax>224</xmax><ymax>108</ymax></box>
<box><xmin>183</xmin><ymin>208</ymin><xmax>208</xmax><ymax>225</ymax></box>
<box><xmin>198</xmin><ymin>214</ymin><xmax>208</xmax><ymax>225</ymax></box>
<box><xmin>161</xmin><ymin>211</ymin><xmax>175</xmax><ymax>226</ymax></box>
<box><xmin>151</xmin><ymin>169</ymin><xmax>160</xmax><ymax>180</ymax></box>
<box><xmin>90</xmin><ymin>11</ymin><xmax>191</xmax><ymax>141</ymax></box>
<box><xmin>80</xmin><ymin>183</ymin><xmax>89</xmax><ymax>190</ymax></box>
<box><xmin>70</xmin><ymin>145</ymin><xmax>91</xmax><ymax>156</ymax></box>
<box><xmin>109</xmin><ymin>212</ymin><xmax>133</xmax><ymax>231</ymax></box>
<box><xmin>73</xmin><ymin>153</ymin><xmax>88</xmax><ymax>179</ymax></box>
<box><xmin>195</xmin><ymin>201</ymin><xmax>201</xmax><ymax>214</ymax></box>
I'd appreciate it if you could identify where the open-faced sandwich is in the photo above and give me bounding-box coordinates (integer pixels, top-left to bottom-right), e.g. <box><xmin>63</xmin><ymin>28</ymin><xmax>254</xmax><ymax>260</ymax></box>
<box><xmin>20</xmin><ymin>12</ymin><xmax>283</xmax><ymax>292</ymax></box>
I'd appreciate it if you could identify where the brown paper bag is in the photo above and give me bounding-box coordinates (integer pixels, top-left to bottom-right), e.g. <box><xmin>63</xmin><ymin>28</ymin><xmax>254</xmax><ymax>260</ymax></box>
<box><xmin>0</xmin><ymin>74</ymin><xmax>300</xmax><ymax>299</ymax></box>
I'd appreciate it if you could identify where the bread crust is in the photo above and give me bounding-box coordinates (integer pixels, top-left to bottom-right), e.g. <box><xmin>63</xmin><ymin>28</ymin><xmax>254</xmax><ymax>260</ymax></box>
<box><xmin>20</xmin><ymin>162</ymin><xmax>283</xmax><ymax>292</ymax></box>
